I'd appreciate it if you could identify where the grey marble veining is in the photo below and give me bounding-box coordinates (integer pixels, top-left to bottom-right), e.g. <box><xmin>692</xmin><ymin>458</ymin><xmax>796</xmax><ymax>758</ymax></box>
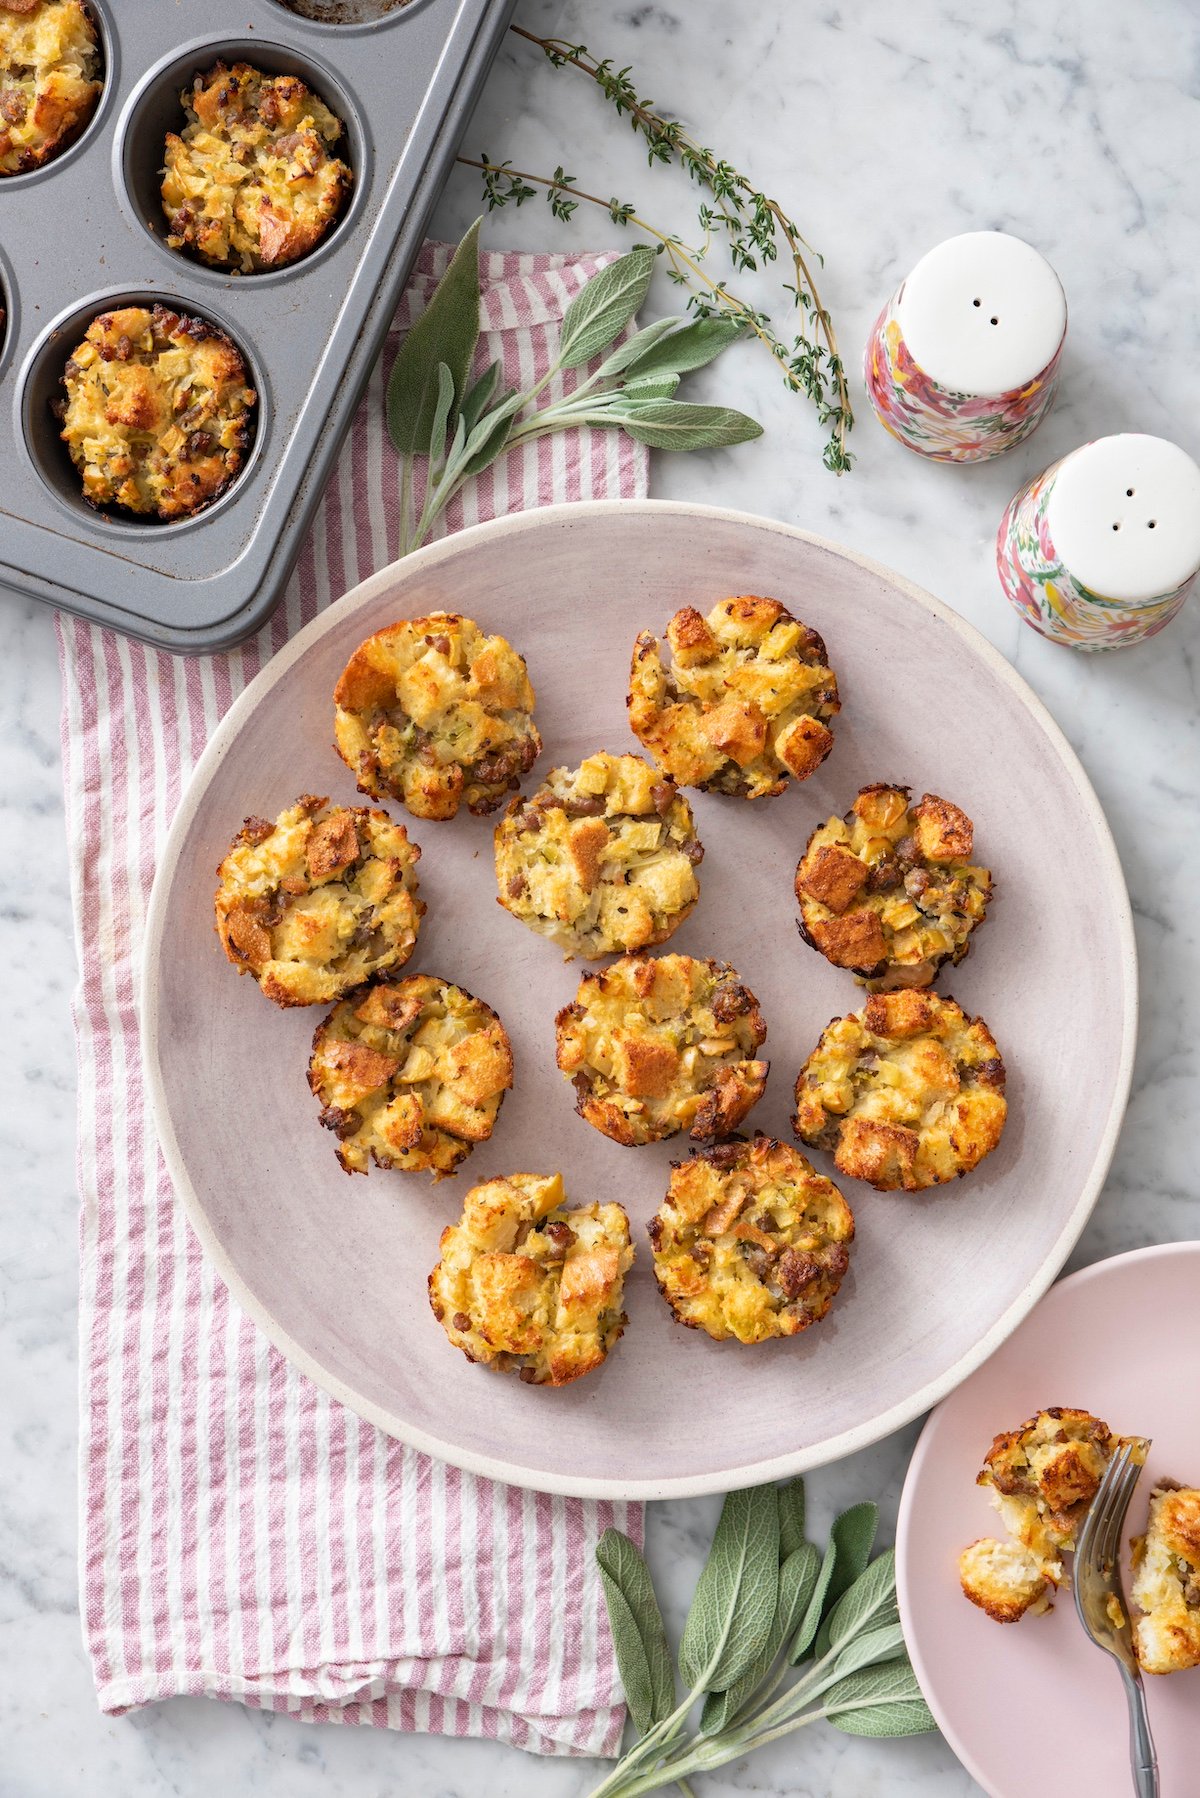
<box><xmin>3</xmin><ymin>0</ymin><xmax>1198</xmax><ymax>1792</ymax></box>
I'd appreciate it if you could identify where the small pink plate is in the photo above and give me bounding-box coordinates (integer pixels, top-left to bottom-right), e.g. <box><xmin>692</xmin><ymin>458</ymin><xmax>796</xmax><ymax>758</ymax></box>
<box><xmin>897</xmin><ymin>1241</ymin><xmax>1200</xmax><ymax>1798</ymax></box>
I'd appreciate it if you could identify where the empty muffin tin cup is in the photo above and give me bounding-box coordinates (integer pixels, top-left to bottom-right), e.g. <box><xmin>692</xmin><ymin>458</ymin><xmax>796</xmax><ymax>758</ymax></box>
<box><xmin>265</xmin><ymin>0</ymin><xmax>420</xmax><ymax>24</ymax></box>
<box><xmin>996</xmin><ymin>433</ymin><xmax>1200</xmax><ymax>649</ymax></box>
<box><xmin>117</xmin><ymin>35</ymin><xmax>370</xmax><ymax>280</ymax></box>
<box><xmin>19</xmin><ymin>289</ymin><xmax>268</xmax><ymax>534</ymax></box>
<box><xmin>864</xmin><ymin>231</ymin><xmax>1067</xmax><ymax>462</ymax></box>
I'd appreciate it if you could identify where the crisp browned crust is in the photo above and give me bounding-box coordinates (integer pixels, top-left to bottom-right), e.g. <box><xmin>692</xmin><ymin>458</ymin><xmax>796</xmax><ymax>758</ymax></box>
<box><xmin>0</xmin><ymin>0</ymin><xmax>101</xmax><ymax>176</ymax></box>
<box><xmin>161</xmin><ymin>61</ymin><xmax>352</xmax><ymax>272</ymax></box>
<box><xmin>555</xmin><ymin>952</ymin><xmax>768</xmax><ymax>1147</ymax></box>
<box><xmin>58</xmin><ymin>304</ymin><xmax>256</xmax><ymax>519</ymax></box>
<box><xmin>308</xmin><ymin>974</ymin><xmax>512</xmax><ymax>1178</ymax></box>
<box><xmin>495</xmin><ymin>752</ymin><xmax>702</xmax><ymax>958</ymax></box>
<box><xmin>793</xmin><ymin>989</ymin><xmax>1007</xmax><ymax>1192</ymax></box>
<box><xmin>958</xmin><ymin>1537</ymin><xmax>1051</xmax><ymax>1623</ymax></box>
<box><xmin>334</xmin><ymin>612</ymin><xmax>540</xmax><ymax>821</ymax></box>
<box><xmin>796</xmin><ymin>784</ymin><xmax>993</xmax><ymax>990</ymax></box>
<box><xmin>214</xmin><ymin>794</ymin><xmax>422</xmax><ymax>1007</ymax></box>
<box><xmin>628</xmin><ymin>595</ymin><xmax>839</xmax><ymax>799</ymax></box>
<box><xmin>428</xmin><ymin>1172</ymin><xmax>633</xmax><ymax>1385</ymax></box>
<box><xmin>648</xmin><ymin>1136</ymin><xmax>853</xmax><ymax>1343</ymax></box>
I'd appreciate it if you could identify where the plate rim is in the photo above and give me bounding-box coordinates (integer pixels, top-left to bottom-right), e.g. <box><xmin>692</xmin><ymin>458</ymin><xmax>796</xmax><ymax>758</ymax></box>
<box><xmin>141</xmin><ymin>497</ymin><xmax>1139</xmax><ymax>1499</ymax></box>
<box><xmin>894</xmin><ymin>1240</ymin><xmax>1198</xmax><ymax>1798</ymax></box>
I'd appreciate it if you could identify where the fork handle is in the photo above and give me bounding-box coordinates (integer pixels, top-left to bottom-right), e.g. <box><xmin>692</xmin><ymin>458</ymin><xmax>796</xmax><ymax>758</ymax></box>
<box><xmin>1119</xmin><ymin>1663</ymin><xmax>1159</xmax><ymax>1798</ymax></box>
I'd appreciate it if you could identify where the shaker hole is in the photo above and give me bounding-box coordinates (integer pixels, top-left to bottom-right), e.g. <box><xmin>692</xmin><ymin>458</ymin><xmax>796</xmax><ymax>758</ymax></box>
<box><xmin>1126</xmin><ymin>487</ymin><xmax>1135</xmax><ymax>496</ymax></box>
<box><xmin>972</xmin><ymin>298</ymin><xmax>982</xmax><ymax>307</ymax></box>
<box><xmin>1148</xmin><ymin>520</ymin><xmax>1157</xmax><ymax>529</ymax></box>
<box><xmin>1112</xmin><ymin>523</ymin><xmax>1121</xmax><ymax>532</ymax></box>
<box><xmin>990</xmin><ymin>316</ymin><xmax>999</xmax><ymax>326</ymax></box>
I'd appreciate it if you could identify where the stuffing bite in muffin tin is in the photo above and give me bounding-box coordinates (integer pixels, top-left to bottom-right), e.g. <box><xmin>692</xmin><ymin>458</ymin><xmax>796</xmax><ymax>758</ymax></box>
<box><xmin>214</xmin><ymin>794</ymin><xmax>422</xmax><ymax>1007</ymax></box>
<box><xmin>555</xmin><ymin>952</ymin><xmax>767</xmax><ymax>1148</ymax></box>
<box><xmin>57</xmin><ymin>304</ymin><xmax>257</xmax><ymax>520</ymax></box>
<box><xmin>495</xmin><ymin>751</ymin><xmax>702</xmax><ymax>959</ymax></box>
<box><xmin>161</xmin><ymin>60</ymin><xmax>353</xmax><ymax>274</ymax></box>
<box><xmin>793</xmin><ymin>988</ymin><xmax>1006</xmax><ymax>1192</ymax></box>
<box><xmin>796</xmin><ymin>784</ymin><xmax>992</xmax><ymax>990</ymax></box>
<box><xmin>958</xmin><ymin>1408</ymin><xmax>1116</xmax><ymax>1623</ymax></box>
<box><xmin>428</xmin><ymin>1171</ymin><xmax>633</xmax><ymax>1386</ymax></box>
<box><xmin>0</xmin><ymin>0</ymin><xmax>101</xmax><ymax>177</ymax></box>
<box><xmin>308</xmin><ymin>974</ymin><xmax>512</xmax><ymax>1178</ymax></box>
<box><xmin>334</xmin><ymin>611</ymin><xmax>541</xmax><ymax>821</ymax></box>
<box><xmin>648</xmin><ymin>1136</ymin><xmax>853</xmax><ymax>1344</ymax></box>
<box><xmin>628</xmin><ymin>595</ymin><xmax>839</xmax><ymax>800</ymax></box>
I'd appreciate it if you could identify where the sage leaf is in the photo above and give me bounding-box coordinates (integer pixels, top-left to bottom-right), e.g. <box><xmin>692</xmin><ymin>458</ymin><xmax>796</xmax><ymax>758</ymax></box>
<box><xmin>618</xmin><ymin>373</ymin><xmax>681</xmax><ymax>401</ymax></box>
<box><xmin>788</xmin><ymin>1536</ymin><xmax>837</xmax><ymax>1665</ymax></box>
<box><xmin>592</xmin><ymin>314</ymin><xmax>685</xmax><ymax>381</ymax></box>
<box><xmin>558</xmin><ymin>245</ymin><xmax>656</xmax><ymax>370</ymax></box>
<box><xmin>458</xmin><ymin>389</ymin><xmax>524</xmax><ymax>481</ymax></box>
<box><xmin>459</xmin><ymin>359</ymin><xmax>501</xmax><ymax>437</ymax></box>
<box><xmin>831</xmin><ymin>1620</ymin><xmax>905</xmax><ymax>1680</ymax></box>
<box><xmin>777</xmin><ymin>1479</ymin><xmax>807</xmax><ymax>1562</ymax></box>
<box><xmin>824</xmin><ymin>1658</ymin><xmax>935</xmax><ymax>1738</ymax></box>
<box><xmin>387</xmin><ymin>217</ymin><xmax>481</xmax><ymax>454</ymax></box>
<box><xmin>812</xmin><ymin>1510</ymin><xmax>883</xmax><ymax>1659</ymax></box>
<box><xmin>617</xmin><ymin>315</ymin><xmax>745</xmax><ymax>382</ymax></box>
<box><xmin>820</xmin><ymin>1551</ymin><xmax>900</xmax><ymax>1660</ymax></box>
<box><xmin>679</xmin><ymin>1485</ymin><xmax>779</xmax><ymax>1694</ymax></box>
<box><xmin>596</xmin><ymin>1529</ymin><xmax>675</xmax><ymax>1730</ymax></box>
<box><xmin>427</xmin><ymin>362</ymin><xmax>455</xmax><ymax>465</ymax></box>
<box><xmin>614</xmin><ymin>400</ymin><xmax>763</xmax><ymax>451</ymax></box>
<box><xmin>700</xmin><ymin>1540</ymin><xmax>819</xmax><ymax>1735</ymax></box>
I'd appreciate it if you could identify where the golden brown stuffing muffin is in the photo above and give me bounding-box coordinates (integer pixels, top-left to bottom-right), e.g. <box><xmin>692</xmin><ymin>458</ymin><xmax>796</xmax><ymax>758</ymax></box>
<box><xmin>57</xmin><ymin>305</ymin><xmax>256</xmax><ymax>520</ymax></box>
<box><xmin>1132</xmin><ymin>1484</ymin><xmax>1200</xmax><ymax>1674</ymax></box>
<box><xmin>334</xmin><ymin>612</ymin><xmax>540</xmax><ymax>821</ymax></box>
<box><xmin>428</xmin><ymin>1171</ymin><xmax>633</xmax><ymax>1385</ymax></box>
<box><xmin>628</xmin><ymin>595</ymin><xmax>839</xmax><ymax>800</ymax></box>
<box><xmin>0</xmin><ymin>0</ymin><xmax>101</xmax><ymax>177</ymax></box>
<box><xmin>214</xmin><ymin>794</ymin><xmax>422</xmax><ymax>1007</ymax></box>
<box><xmin>958</xmin><ymin>1537</ymin><xmax>1052</xmax><ymax>1624</ymax></box>
<box><xmin>555</xmin><ymin>953</ymin><xmax>768</xmax><ymax>1147</ymax></box>
<box><xmin>793</xmin><ymin>988</ymin><xmax>1006</xmax><ymax>1192</ymax></box>
<box><xmin>495</xmin><ymin>752</ymin><xmax>702</xmax><ymax>959</ymax></box>
<box><xmin>308</xmin><ymin>975</ymin><xmax>512</xmax><ymax>1178</ymax></box>
<box><xmin>161</xmin><ymin>61</ymin><xmax>352</xmax><ymax>273</ymax></box>
<box><xmin>796</xmin><ymin>785</ymin><xmax>992</xmax><ymax>990</ymax></box>
<box><xmin>648</xmin><ymin>1136</ymin><xmax>853</xmax><ymax>1344</ymax></box>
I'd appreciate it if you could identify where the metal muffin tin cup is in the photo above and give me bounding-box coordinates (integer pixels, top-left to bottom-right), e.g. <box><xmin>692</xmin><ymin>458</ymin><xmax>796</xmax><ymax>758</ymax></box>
<box><xmin>0</xmin><ymin>0</ymin><xmax>515</xmax><ymax>652</ymax></box>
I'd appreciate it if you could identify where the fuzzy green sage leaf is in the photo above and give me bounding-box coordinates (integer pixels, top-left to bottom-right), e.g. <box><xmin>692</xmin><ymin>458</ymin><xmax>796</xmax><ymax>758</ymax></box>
<box><xmin>812</xmin><ymin>1503</ymin><xmax>881</xmax><ymax>1660</ymax></box>
<box><xmin>678</xmin><ymin>1485</ymin><xmax>779</xmax><ymax>1693</ymax></box>
<box><xmin>824</xmin><ymin>1657</ymin><xmax>935</xmax><ymax>1739</ymax></box>
<box><xmin>558</xmin><ymin>244</ymin><xmax>656</xmax><ymax>369</ymax></box>
<box><xmin>614</xmin><ymin>399</ymin><xmax>763</xmax><ymax>451</ymax></box>
<box><xmin>699</xmin><ymin>1540</ymin><xmax>819</xmax><ymax>1736</ymax></box>
<box><xmin>596</xmin><ymin>1529</ymin><xmax>675</xmax><ymax>1731</ymax></box>
<box><xmin>387</xmin><ymin>217</ymin><xmax>481</xmax><ymax>454</ymax></box>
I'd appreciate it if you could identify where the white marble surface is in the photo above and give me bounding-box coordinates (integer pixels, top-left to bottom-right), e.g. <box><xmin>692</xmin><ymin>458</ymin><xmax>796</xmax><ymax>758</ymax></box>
<box><xmin>3</xmin><ymin>0</ymin><xmax>1198</xmax><ymax>1792</ymax></box>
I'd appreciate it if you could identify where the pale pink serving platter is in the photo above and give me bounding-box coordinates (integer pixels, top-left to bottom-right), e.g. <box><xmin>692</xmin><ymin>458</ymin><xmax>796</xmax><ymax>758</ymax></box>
<box><xmin>897</xmin><ymin>1242</ymin><xmax>1200</xmax><ymax>1798</ymax></box>
<box><xmin>142</xmin><ymin>500</ymin><xmax>1137</xmax><ymax>1499</ymax></box>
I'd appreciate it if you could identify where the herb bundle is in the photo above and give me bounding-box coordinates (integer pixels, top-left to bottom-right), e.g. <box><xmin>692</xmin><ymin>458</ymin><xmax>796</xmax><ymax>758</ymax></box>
<box><xmin>386</xmin><ymin>221</ymin><xmax>761</xmax><ymax>556</ymax></box>
<box><xmin>460</xmin><ymin>26</ymin><xmax>853</xmax><ymax>473</ymax></box>
<box><xmin>587</xmin><ymin>1481</ymin><xmax>933</xmax><ymax>1796</ymax></box>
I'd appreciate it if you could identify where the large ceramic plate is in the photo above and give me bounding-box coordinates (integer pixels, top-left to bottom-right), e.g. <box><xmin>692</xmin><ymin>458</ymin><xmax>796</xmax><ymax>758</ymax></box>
<box><xmin>143</xmin><ymin>500</ymin><xmax>1136</xmax><ymax>1498</ymax></box>
<box><xmin>896</xmin><ymin>1244</ymin><xmax>1200</xmax><ymax>1797</ymax></box>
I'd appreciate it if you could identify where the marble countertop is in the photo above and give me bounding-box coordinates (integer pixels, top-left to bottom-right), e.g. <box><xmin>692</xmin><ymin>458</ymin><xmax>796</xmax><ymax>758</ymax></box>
<box><xmin>4</xmin><ymin>0</ymin><xmax>1198</xmax><ymax>1792</ymax></box>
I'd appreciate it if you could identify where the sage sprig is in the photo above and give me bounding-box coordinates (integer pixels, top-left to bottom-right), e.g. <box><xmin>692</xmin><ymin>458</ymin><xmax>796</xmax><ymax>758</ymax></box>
<box><xmin>459</xmin><ymin>25</ymin><xmax>853</xmax><ymax>473</ymax></box>
<box><xmin>587</xmin><ymin>1481</ymin><xmax>933</xmax><ymax>1798</ymax></box>
<box><xmin>386</xmin><ymin>222</ymin><xmax>761</xmax><ymax>556</ymax></box>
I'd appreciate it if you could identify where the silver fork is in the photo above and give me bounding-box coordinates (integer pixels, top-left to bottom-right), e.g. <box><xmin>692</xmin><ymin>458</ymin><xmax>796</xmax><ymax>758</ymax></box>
<box><xmin>1073</xmin><ymin>1438</ymin><xmax>1158</xmax><ymax>1798</ymax></box>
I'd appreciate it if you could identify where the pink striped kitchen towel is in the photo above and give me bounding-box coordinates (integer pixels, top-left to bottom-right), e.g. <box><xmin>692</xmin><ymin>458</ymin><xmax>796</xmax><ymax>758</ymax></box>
<box><xmin>57</xmin><ymin>243</ymin><xmax>646</xmax><ymax>1757</ymax></box>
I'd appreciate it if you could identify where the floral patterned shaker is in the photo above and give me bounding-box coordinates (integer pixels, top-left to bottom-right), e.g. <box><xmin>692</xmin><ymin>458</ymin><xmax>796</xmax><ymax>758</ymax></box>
<box><xmin>865</xmin><ymin>232</ymin><xmax>1067</xmax><ymax>461</ymax></box>
<box><xmin>997</xmin><ymin>433</ymin><xmax>1200</xmax><ymax>649</ymax></box>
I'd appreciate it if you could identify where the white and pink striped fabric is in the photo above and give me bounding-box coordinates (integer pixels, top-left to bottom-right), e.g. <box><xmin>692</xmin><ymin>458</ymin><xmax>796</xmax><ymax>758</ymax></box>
<box><xmin>57</xmin><ymin>244</ymin><xmax>647</xmax><ymax>1756</ymax></box>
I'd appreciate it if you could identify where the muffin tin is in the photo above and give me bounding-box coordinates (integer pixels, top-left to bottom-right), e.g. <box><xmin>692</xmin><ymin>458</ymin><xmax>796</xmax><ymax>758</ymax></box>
<box><xmin>0</xmin><ymin>0</ymin><xmax>516</xmax><ymax>653</ymax></box>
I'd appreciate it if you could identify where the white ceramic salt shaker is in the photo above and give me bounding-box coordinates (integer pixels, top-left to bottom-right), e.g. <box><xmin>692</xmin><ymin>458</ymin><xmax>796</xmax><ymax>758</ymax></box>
<box><xmin>864</xmin><ymin>231</ymin><xmax>1067</xmax><ymax>461</ymax></box>
<box><xmin>996</xmin><ymin>433</ymin><xmax>1200</xmax><ymax>648</ymax></box>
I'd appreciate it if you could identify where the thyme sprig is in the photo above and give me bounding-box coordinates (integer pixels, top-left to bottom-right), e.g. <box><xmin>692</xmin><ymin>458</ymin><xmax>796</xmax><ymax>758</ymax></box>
<box><xmin>459</xmin><ymin>26</ymin><xmax>852</xmax><ymax>473</ymax></box>
<box><xmin>586</xmin><ymin>1483</ymin><xmax>933</xmax><ymax>1797</ymax></box>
